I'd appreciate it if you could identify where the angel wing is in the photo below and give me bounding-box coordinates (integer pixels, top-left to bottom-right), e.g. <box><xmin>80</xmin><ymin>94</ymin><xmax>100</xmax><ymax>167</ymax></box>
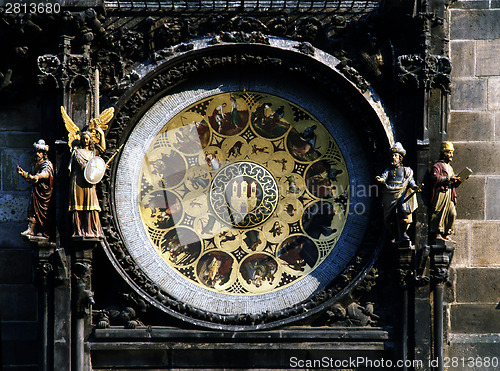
<box><xmin>90</xmin><ymin>107</ymin><xmax>114</xmax><ymax>132</ymax></box>
<box><xmin>60</xmin><ymin>106</ymin><xmax>80</xmax><ymax>150</ymax></box>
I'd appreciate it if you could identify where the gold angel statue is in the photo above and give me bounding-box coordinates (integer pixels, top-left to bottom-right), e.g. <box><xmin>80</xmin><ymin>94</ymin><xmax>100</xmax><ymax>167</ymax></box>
<box><xmin>61</xmin><ymin>106</ymin><xmax>114</xmax><ymax>239</ymax></box>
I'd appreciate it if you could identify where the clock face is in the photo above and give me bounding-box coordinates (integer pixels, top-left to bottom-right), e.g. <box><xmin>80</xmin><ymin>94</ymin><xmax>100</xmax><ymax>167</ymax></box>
<box><xmin>135</xmin><ymin>91</ymin><xmax>350</xmax><ymax>296</ymax></box>
<box><xmin>102</xmin><ymin>35</ymin><xmax>389</xmax><ymax>329</ymax></box>
<box><xmin>114</xmin><ymin>84</ymin><xmax>371</xmax><ymax>317</ymax></box>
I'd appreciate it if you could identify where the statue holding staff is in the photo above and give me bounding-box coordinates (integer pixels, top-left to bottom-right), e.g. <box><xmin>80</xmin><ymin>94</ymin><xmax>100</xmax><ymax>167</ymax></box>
<box><xmin>376</xmin><ymin>142</ymin><xmax>419</xmax><ymax>243</ymax></box>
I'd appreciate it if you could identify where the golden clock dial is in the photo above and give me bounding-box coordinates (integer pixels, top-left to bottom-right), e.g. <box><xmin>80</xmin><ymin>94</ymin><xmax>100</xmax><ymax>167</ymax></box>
<box><xmin>137</xmin><ymin>91</ymin><xmax>350</xmax><ymax>296</ymax></box>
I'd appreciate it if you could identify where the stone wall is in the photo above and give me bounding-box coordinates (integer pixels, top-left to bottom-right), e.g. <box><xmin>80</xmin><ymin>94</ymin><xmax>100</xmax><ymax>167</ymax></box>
<box><xmin>0</xmin><ymin>98</ymin><xmax>41</xmax><ymax>370</ymax></box>
<box><xmin>448</xmin><ymin>0</ymin><xmax>500</xmax><ymax>363</ymax></box>
<box><xmin>2</xmin><ymin>1</ymin><xmax>500</xmax><ymax>369</ymax></box>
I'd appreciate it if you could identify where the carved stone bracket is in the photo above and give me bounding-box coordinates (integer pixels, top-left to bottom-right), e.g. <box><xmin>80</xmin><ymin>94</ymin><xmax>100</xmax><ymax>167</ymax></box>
<box><xmin>73</xmin><ymin>257</ymin><xmax>95</xmax><ymax>317</ymax></box>
<box><xmin>393</xmin><ymin>240</ymin><xmax>416</xmax><ymax>288</ymax></box>
<box><xmin>397</xmin><ymin>54</ymin><xmax>424</xmax><ymax>89</ymax></box>
<box><xmin>429</xmin><ymin>240</ymin><xmax>455</xmax><ymax>284</ymax></box>
<box><xmin>33</xmin><ymin>241</ymin><xmax>56</xmax><ymax>280</ymax></box>
<box><xmin>29</xmin><ymin>240</ymin><xmax>69</xmax><ymax>284</ymax></box>
<box><xmin>425</xmin><ymin>55</ymin><xmax>452</xmax><ymax>92</ymax></box>
<box><xmin>37</xmin><ymin>51</ymin><xmax>92</xmax><ymax>89</ymax></box>
<box><xmin>397</xmin><ymin>54</ymin><xmax>451</xmax><ymax>92</ymax></box>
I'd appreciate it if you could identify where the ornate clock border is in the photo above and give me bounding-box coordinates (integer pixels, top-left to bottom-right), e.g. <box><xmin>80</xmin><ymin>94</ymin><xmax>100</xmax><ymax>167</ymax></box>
<box><xmin>99</xmin><ymin>37</ymin><xmax>392</xmax><ymax>330</ymax></box>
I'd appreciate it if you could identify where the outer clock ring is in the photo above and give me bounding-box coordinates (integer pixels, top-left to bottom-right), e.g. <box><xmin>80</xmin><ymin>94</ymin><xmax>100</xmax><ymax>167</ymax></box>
<box><xmin>103</xmin><ymin>38</ymin><xmax>391</xmax><ymax>330</ymax></box>
<box><xmin>115</xmin><ymin>85</ymin><xmax>367</xmax><ymax>314</ymax></box>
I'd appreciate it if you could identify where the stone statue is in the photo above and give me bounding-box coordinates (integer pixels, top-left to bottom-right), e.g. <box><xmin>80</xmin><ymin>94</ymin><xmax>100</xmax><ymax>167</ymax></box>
<box><xmin>430</xmin><ymin>142</ymin><xmax>461</xmax><ymax>242</ymax></box>
<box><xmin>96</xmin><ymin>306</ymin><xmax>140</xmax><ymax>329</ymax></box>
<box><xmin>61</xmin><ymin>106</ymin><xmax>114</xmax><ymax>238</ymax></box>
<box><xmin>326</xmin><ymin>302</ymin><xmax>379</xmax><ymax>327</ymax></box>
<box><xmin>376</xmin><ymin>142</ymin><xmax>419</xmax><ymax>243</ymax></box>
<box><xmin>17</xmin><ymin>140</ymin><xmax>54</xmax><ymax>238</ymax></box>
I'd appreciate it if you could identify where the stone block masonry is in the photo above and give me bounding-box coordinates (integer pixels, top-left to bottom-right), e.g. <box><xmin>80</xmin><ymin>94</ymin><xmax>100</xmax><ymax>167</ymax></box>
<box><xmin>0</xmin><ymin>98</ymin><xmax>42</xmax><ymax>370</ymax></box>
<box><xmin>448</xmin><ymin>0</ymin><xmax>500</xmax><ymax>364</ymax></box>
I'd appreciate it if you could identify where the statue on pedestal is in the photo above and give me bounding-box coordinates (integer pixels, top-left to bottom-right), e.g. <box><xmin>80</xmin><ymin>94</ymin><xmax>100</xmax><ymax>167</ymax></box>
<box><xmin>17</xmin><ymin>140</ymin><xmax>54</xmax><ymax>238</ymax></box>
<box><xmin>376</xmin><ymin>142</ymin><xmax>419</xmax><ymax>243</ymax></box>
<box><xmin>429</xmin><ymin>142</ymin><xmax>466</xmax><ymax>243</ymax></box>
<box><xmin>61</xmin><ymin>106</ymin><xmax>114</xmax><ymax>239</ymax></box>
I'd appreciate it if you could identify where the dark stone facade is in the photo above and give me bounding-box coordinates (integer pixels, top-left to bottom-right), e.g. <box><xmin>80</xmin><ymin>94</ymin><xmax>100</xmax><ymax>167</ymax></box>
<box><xmin>0</xmin><ymin>0</ymin><xmax>498</xmax><ymax>370</ymax></box>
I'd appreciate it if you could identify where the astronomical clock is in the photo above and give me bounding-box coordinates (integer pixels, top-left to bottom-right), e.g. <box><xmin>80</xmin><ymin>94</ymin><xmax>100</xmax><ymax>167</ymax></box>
<box><xmin>101</xmin><ymin>38</ymin><xmax>391</xmax><ymax>330</ymax></box>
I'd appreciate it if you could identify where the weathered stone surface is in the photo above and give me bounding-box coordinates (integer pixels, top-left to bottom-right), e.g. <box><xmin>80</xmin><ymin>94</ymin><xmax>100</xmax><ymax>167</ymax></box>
<box><xmin>455</xmin><ymin>175</ymin><xmax>485</xmax><ymax>220</ymax></box>
<box><xmin>487</xmin><ymin>76</ymin><xmax>500</xmax><ymax>111</ymax></box>
<box><xmin>470</xmin><ymin>221</ymin><xmax>500</xmax><ymax>267</ymax></box>
<box><xmin>0</xmin><ymin>250</ymin><xmax>32</xmax><ymax>284</ymax></box>
<box><xmin>453</xmin><ymin>142</ymin><xmax>500</xmax><ymax>175</ymax></box>
<box><xmin>0</xmin><ymin>221</ymin><xmax>31</xmax><ymax>248</ymax></box>
<box><xmin>1</xmin><ymin>322</ymin><xmax>38</xmax><ymax>341</ymax></box>
<box><xmin>485</xmin><ymin>177</ymin><xmax>500</xmax><ymax>220</ymax></box>
<box><xmin>455</xmin><ymin>268</ymin><xmax>500</xmax><ymax>303</ymax></box>
<box><xmin>0</xmin><ymin>284</ymin><xmax>37</xmax><ymax>321</ymax></box>
<box><xmin>496</xmin><ymin>112</ymin><xmax>500</xmax><ymax>141</ymax></box>
<box><xmin>2</xmin><ymin>345</ymin><xmax>39</xmax><ymax>369</ymax></box>
<box><xmin>451</xmin><ymin>10</ymin><xmax>500</xmax><ymax>40</ymax></box>
<box><xmin>448</xmin><ymin>334</ymin><xmax>500</xmax><ymax>371</ymax></box>
<box><xmin>5</xmin><ymin>133</ymin><xmax>40</xmax><ymax>149</ymax></box>
<box><xmin>449</xmin><ymin>112</ymin><xmax>494</xmax><ymax>142</ymax></box>
<box><xmin>0</xmin><ymin>101</ymin><xmax>40</xmax><ymax>132</ymax></box>
<box><xmin>450</xmin><ymin>78</ymin><xmax>487</xmax><ymax>110</ymax></box>
<box><xmin>0</xmin><ymin>194</ymin><xmax>30</xmax><ymax>222</ymax></box>
<box><xmin>0</xmin><ymin>321</ymin><xmax>39</xmax><ymax>369</ymax></box>
<box><xmin>451</xmin><ymin>41</ymin><xmax>475</xmax><ymax>78</ymax></box>
<box><xmin>451</xmin><ymin>220</ymin><xmax>470</xmax><ymax>267</ymax></box>
<box><xmin>2</xmin><ymin>323</ymin><xmax>39</xmax><ymax>370</ymax></box>
<box><xmin>450</xmin><ymin>304</ymin><xmax>500</xmax><ymax>333</ymax></box>
<box><xmin>1</xmin><ymin>149</ymin><xmax>32</xmax><ymax>191</ymax></box>
<box><xmin>477</xmin><ymin>40</ymin><xmax>500</xmax><ymax>76</ymax></box>
<box><xmin>452</xmin><ymin>1</ymin><xmax>490</xmax><ymax>10</ymax></box>
<box><xmin>447</xmin><ymin>268</ymin><xmax>457</xmax><ymax>303</ymax></box>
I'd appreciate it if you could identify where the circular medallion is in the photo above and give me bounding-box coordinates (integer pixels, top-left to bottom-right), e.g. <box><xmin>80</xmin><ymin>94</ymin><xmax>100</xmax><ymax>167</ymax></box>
<box><xmin>208</xmin><ymin>162</ymin><xmax>278</xmax><ymax>229</ymax></box>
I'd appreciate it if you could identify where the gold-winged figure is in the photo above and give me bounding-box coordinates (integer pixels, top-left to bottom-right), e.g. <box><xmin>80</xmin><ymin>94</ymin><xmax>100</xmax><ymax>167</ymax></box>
<box><xmin>61</xmin><ymin>106</ymin><xmax>114</xmax><ymax>239</ymax></box>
